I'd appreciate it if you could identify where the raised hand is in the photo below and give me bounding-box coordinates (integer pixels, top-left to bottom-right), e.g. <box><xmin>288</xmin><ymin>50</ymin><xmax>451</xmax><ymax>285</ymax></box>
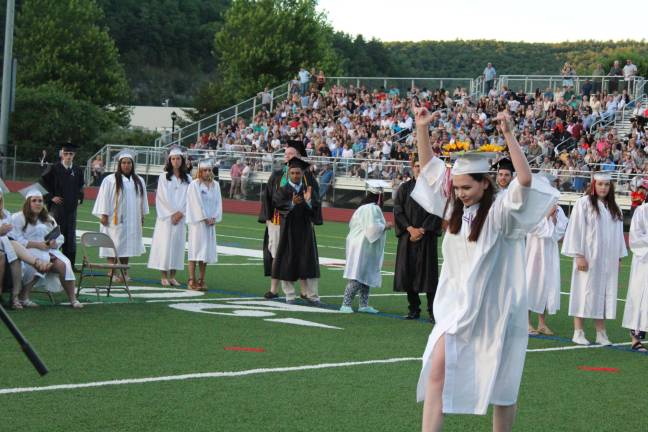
<box><xmin>304</xmin><ymin>186</ymin><xmax>312</xmax><ymax>203</ymax></box>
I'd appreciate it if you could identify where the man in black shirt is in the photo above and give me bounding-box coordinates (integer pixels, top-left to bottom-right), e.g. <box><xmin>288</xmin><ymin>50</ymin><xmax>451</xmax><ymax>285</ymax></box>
<box><xmin>40</xmin><ymin>143</ymin><xmax>84</xmax><ymax>266</ymax></box>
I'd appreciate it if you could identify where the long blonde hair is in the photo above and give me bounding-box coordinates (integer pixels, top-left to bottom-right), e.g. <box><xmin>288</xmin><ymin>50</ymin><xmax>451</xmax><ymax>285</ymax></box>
<box><xmin>194</xmin><ymin>166</ymin><xmax>214</xmax><ymax>183</ymax></box>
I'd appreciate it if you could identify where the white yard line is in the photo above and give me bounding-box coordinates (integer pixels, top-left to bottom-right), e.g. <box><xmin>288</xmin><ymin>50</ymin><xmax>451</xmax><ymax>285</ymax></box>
<box><xmin>527</xmin><ymin>342</ymin><xmax>633</xmax><ymax>353</ymax></box>
<box><xmin>0</xmin><ymin>357</ymin><xmax>420</xmax><ymax>396</ymax></box>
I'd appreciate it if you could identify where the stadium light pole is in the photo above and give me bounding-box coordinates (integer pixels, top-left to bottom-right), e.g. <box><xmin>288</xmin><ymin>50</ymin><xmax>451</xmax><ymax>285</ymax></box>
<box><xmin>0</xmin><ymin>0</ymin><xmax>16</xmax><ymax>177</ymax></box>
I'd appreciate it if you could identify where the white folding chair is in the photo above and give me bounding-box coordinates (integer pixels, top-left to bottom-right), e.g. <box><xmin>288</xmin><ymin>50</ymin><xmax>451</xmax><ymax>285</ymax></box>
<box><xmin>76</xmin><ymin>232</ymin><xmax>132</xmax><ymax>301</ymax></box>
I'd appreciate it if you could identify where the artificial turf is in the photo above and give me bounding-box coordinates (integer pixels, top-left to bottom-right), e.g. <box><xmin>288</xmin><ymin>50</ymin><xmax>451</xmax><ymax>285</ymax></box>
<box><xmin>0</xmin><ymin>192</ymin><xmax>645</xmax><ymax>431</ymax></box>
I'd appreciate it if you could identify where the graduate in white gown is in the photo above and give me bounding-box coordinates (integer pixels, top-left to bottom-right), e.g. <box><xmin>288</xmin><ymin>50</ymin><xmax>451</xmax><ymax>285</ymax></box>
<box><xmin>147</xmin><ymin>147</ymin><xmax>191</xmax><ymax>286</ymax></box>
<box><xmin>340</xmin><ymin>180</ymin><xmax>392</xmax><ymax>314</ymax></box>
<box><xmin>92</xmin><ymin>150</ymin><xmax>149</xmax><ymax>281</ymax></box>
<box><xmin>186</xmin><ymin>159</ymin><xmax>222</xmax><ymax>291</ymax></box>
<box><xmin>11</xmin><ymin>185</ymin><xmax>83</xmax><ymax>308</ymax></box>
<box><xmin>622</xmin><ymin>198</ymin><xmax>648</xmax><ymax>352</ymax></box>
<box><xmin>561</xmin><ymin>172</ymin><xmax>627</xmax><ymax>346</ymax></box>
<box><xmin>411</xmin><ymin>108</ymin><xmax>559</xmax><ymax>432</ymax></box>
<box><xmin>525</xmin><ymin>198</ymin><xmax>568</xmax><ymax>336</ymax></box>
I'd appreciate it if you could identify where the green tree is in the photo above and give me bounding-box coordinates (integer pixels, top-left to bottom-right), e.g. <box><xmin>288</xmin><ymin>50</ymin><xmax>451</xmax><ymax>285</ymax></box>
<box><xmin>15</xmin><ymin>0</ymin><xmax>130</xmax><ymax>118</ymax></box>
<box><xmin>199</xmin><ymin>0</ymin><xmax>340</xmax><ymax>113</ymax></box>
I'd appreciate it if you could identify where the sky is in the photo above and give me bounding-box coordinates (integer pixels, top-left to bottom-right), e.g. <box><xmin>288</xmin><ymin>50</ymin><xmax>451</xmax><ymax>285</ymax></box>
<box><xmin>317</xmin><ymin>0</ymin><xmax>648</xmax><ymax>43</ymax></box>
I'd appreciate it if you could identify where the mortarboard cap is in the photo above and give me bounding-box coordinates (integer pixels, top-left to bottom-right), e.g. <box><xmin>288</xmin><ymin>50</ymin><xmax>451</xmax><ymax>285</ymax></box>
<box><xmin>287</xmin><ymin>157</ymin><xmax>310</xmax><ymax>171</ymax></box>
<box><xmin>198</xmin><ymin>159</ymin><xmax>214</xmax><ymax>169</ymax></box>
<box><xmin>168</xmin><ymin>146</ymin><xmax>186</xmax><ymax>159</ymax></box>
<box><xmin>115</xmin><ymin>149</ymin><xmax>136</xmax><ymax>162</ymax></box>
<box><xmin>592</xmin><ymin>172</ymin><xmax>612</xmax><ymax>182</ymax></box>
<box><xmin>366</xmin><ymin>179</ymin><xmax>390</xmax><ymax>194</ymax></box>
<box><xmin>0</xmin><ymin>178</ymin><xmax>9</xmax><ymax>195</ymax></box>
<box><xmin>451</xmin><ymin>152</ymin><xmax>495</xmax><ymax>176</ymax></box>
<box><xmin>61</xmin><ymin>142</ymin><xmax>78</xmax><ymax>152</ymax></box>
<box><xmin>493</xmin><ymin>158</ymin><xmax>515</xmax><ymax>173</ymax></box>
<box><xmin>18</xmin><ymin>183</ymin><xmax>48</xmax><ymax>200</ymax></box>
<box><xmin>286</xmin><ymin>139</ymin><xmax>307</xmax><ymax>157</ymax></box>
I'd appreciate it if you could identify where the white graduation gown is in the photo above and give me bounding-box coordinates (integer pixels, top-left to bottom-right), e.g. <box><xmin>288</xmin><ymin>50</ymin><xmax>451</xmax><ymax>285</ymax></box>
<box><xmin>92</xmin><ymin>174</ymin><xmax>149</xmax><ymax>258</ymax></box>
<box><xmin>343</xmin><ymin>203</ymin><xmax>386</xmax><ymax>288</ymax></box>
<box><xmin>0</xmin><ymin>210</ymin><xmax>18</xmax><ymax>263</ymax></box>
<box><xmin>186</xmin><ymin>179</ymin><xmax>222</xmax><ymax>263</ymax></box>
<box><xmin>525</xmin><ymin>206</ymin><xmax>568</xmax><ymax>314</ymax></box>
<box><xmin>622</xmin><ymin>203</ymin><xmax>648</xmax><ymax>331</ymax></box>
<box><xmin>11</xmin><ymin>213</ymin><xmax>74</xmax><ymax>292</ymax></box>
<box><xmin>562</xmin><ymin>196</ymin><xmax>627</xmax><ymax>319</ymax></box>
<box><xmin>412</xmin><ymin>158</ymin><xmax>558</xmax><ymax>415</ymax></box>
<box><xmin>147</xmin><ymin>173</ymin><xmax>191</xmax><ymax>271</ymax></box>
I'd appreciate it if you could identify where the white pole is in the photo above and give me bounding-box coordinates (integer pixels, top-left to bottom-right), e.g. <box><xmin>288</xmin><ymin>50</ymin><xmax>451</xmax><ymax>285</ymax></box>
<box><xmin>0</xmin><ymin>0</ymin><xmax>16</xmax><ymax>175</ymax></box>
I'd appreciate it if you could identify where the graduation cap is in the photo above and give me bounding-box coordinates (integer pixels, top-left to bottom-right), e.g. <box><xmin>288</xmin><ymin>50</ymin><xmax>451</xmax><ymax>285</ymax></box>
<box><xmin>61</xmin><ymin>142</ymin><xmax>78</xmax><ymax>152</ymax></box>
<box><xmin>114</xmin><ymin>149</ymin><xmax>137</xmax><ymax>162</ymax></box>
<box><xmin>18</xmin><ymin>183</ymin><xmax>48</xmax><ymax>200</ymax></box>
<box><xmin>167</xmin><ymin>146</ymin><xmax>186</xmax><ymax>159</ymax></box>
<box><xmin>198</xmin><ymin>159</ymin><xmax>214</xmax><ymax>169</ymax></box>
<box><xmin>366</xmin><ymin>179</ymin><xmax>390</xmax><ymax>194</ymax></box>
<box><xmin>0</xmin><ymin>178</ymin><xmax>9</xmax><ymax>195</ymax></box>
<box><xmin>592</xmin><ymin>171</ymin><xmax>612</xmax><ymax>182</ymax></box>
<box><xmin>287</xmin><ymin>157</ymin><xmax>310</xmax><ymax>171</ymax></box>
<box><xmin>493</xmin><ymin>157</ymin><xmax>515</xmax><ymax>173</ymax></box>
<box><xmin>286</xmin><ymin>139</ymin><xmax>307</xmax><ymax>157</ymax></box>
<box><xmin>450</xmin><ymin>152</ymin><xmax>495</xmax><ymax>176</ymax></box>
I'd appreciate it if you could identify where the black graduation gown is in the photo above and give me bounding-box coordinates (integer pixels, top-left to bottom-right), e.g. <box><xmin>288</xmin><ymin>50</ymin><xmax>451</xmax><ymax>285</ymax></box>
<box><xmin>393</xmin><ymin>179</ymin><xmax>442</xmax><ymax>294</ymax></box>
<box><xmin>40</xmin><ymin>162</ymin><xmax>85</xmax><ymax>264</ymax></box>
<box><xmin>259</xmin><ymin>169</ymin><xmax>283</xmax><ymax>276</ymax></box>
<box><xmin>270</xmin><ymin>183</ymin><xmax>320</xmax><ymax>281</ymax></box>
<box><xmin>259</xmin><ymin>168</ymin><xmax>322</xmax><ymax>276</ymax></box>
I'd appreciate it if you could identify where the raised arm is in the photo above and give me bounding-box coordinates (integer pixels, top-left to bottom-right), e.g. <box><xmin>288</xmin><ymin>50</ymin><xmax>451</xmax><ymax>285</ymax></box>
<box><xmin>497</xmin><ymin>111</ymin><xmax>531</xmax><ymax>187</ymax></box>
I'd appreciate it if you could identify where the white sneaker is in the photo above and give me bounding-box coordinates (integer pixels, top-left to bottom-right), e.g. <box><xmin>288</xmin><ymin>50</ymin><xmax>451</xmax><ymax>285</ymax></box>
<box><xmin>572</xmin><ymin>330</ymin><xmax>591</xmax><ymax>346</ymax></box>
<box><xmin>595</xmin><ymin>331</ymin><xmax>612</xmax><ymax>346</ymax></box>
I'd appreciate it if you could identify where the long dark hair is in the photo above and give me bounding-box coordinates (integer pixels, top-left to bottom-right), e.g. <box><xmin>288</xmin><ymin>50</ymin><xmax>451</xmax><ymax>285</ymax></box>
<box><xmin>115</xmin><ymin>158</ymin><xmax>144</xmax><ymax>196</ymax></box>
<box><xmin>446</xmin><ymin>173</ymin><xmax>496</xmax><ymax>242</ymax></box>
<box><xmin>361</xmin><ymin>192</ymin><xmax>382</xmax><ymax>208</ymax></box>
<box><xmin>588</xmin><ymin>181</ymin><xmax>622</xmax><ymax>221</ymax></box>
<box><xmin>164</xmin><ymin>156</ymin><xmax>190</xmax><ymax>183</ymax></box>
<box><xmin>22</xmin><ymin>198</ymin><xmax>53</xmax><ymax>231</ymax></box>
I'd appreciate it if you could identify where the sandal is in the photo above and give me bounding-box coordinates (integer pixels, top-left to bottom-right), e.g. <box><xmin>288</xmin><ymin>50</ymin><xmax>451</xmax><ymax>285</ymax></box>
<box><xmin>111</xmin><ymin>274</ymin><xmax>124</xmax><ymax>283</ymax></box>
<box><xmin>631</xmin><ymin>341</ymin><xmax>648</xmax><ymax>352</ymax></box>
<box><xmin>536</xmin><ymin>326</ymin><xmax>554</xmax><ymax>336</ymax></box>
<box><xmin>169</xmin><ymin>279</ymin><xmax>181</xmax><ymax>287</ymax></box>
<box><xmin>528</xmin><ymin>325</ymin><xmax>539</xmax><ymax>336</ymax></box>
<box><xmin>161</xmin><ymin>278</ymin><xmax>170</xmax><ymax>287</ymax></box>
<box><xmin>70</xmin><ymin>300</ymin><xmax>84</xmax><ymax>309</ymax></box>
<box><xmin>197</xmin><ymin>278</ymin><xmax>207</xmax><ymax>291</ymax></box>
<box><xmin>187</xmin><ymin>278</ymin><xmax>199</xmax><ymax>291</ymax></box>
<box><xmin>11</xmin><ymin>298</ymin><xmax>23</xmax><ymax>310</ymax></box>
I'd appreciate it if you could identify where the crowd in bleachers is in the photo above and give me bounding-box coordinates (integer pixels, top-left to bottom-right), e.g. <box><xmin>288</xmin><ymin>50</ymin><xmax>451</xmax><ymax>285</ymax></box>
<box><xmin>189</xmin><ymin>62</ymin><xmax>648</xmax><ymax>197</ymax></box>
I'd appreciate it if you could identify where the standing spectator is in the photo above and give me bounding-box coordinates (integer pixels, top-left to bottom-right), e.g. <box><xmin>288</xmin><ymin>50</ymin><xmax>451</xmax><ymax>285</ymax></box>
<box><xmin>229</xmin><ymin>159</ymin><xmax>242</xmax><ymax>198</ymax></box>
<box><xmin>186</xmin><ymin>160</ymin><xmax>223</xmax><ymax>291</ymax></box>
<box><xmin>92</xmin><ymin>150</ymin><xmax>149</xmax><ymax>282</ymax></box>
<box><xmin>316</xmin><ymin>70</ymin><xmax>326</xmax><ymax>92</ymax></box>
<box><xmin>258</xmin><ymin>87</ymin><xmax>273</xmax><ymax>111</ymax></box>
<box><xmin>608</xmin><ymin>60</ymin><xmax>623</xmax><ymax>93</ymax></box>
<box><xmin>91</xmin><ymin>156</ymin><xmax>105</xmax><ymax>186</ymax></box>
<box><xmin>319</xmin><ymin>163</ymin><xmax>334</xmax><ymax>201</ymax></box>
<box><xmin>592</xmin><ymin>63</ymin><xmax>605</xmax><ymax>93</ymax></box>
<box><xmin>40</xmin><ymin>143</ymin><xmax>85</xmax><ymax>266</ymax></box>
<box><xmin>623</xmin><ymin>59</ymin><xmax>638</xmax><ymax>92</ymax></box>
<box><xmin>581</xmin><ymin>79</ymin><xmax>593</xmax><ymax>98</ymax></box>
<box><xmin>483</xmin><ymin>62</ymin><xmax>497</xmax><ymax>94</ymax></box>
<box><xmin>562</xmin><ymin>172</ymin><xmax>627</xmax><ymax>346</ymax></box>
<box><xmin>147</xmin><ymin>148</ymin><xmax>191</xmax><ymax>287</ymax></box>
<box><xmin>298</xmin><ymin>67</ymin><xmax>311</xmax><ymax>96</ymax></box>
<box><xmin>240</xmin><ymin>160</ymin><xmax>251</xmax><ymax>199</ymax></box>
<box><xmin>561</xmin><ymin>62</ymin><xmax>576</xmax><ymax>89</ymax></box>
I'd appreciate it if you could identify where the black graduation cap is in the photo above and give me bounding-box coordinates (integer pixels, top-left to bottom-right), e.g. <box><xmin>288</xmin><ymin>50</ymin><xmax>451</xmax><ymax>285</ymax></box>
<box><xmin>286</xmin><ymin>139</ymin><xmax>307</xmax><ymax>157</ymax></box>
<box><xmin>61</xmin><ymin>142</ymin><xmax>78</xmax><ymax>152</ymax></box>
<box><xmin>287</xmin><ymin>157</ymin><xmax>310</xmax><ymax>171</ymax></box>
<box><xmin>493</xmin><ymin>158</ymin><xmax>515</xmax><ymax>173</ymax></box>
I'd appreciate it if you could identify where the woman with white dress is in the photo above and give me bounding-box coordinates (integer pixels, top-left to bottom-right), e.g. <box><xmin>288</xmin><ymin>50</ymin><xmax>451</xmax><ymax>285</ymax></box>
<box><xmin>11</xmin><ymin>186</ymin><xmax>82</xmax><ymax>308</ymax></box>
<box><xmin>411</xmin><ymin>107</ymin><xmax>558</xmax><ymax>432</ymax></box>
<box><xmin>186</xmin><ymin>160</ymin><xmax>222</xmax><ymax>291</ymax></box>
<box><xmin>622</xmin><ymin>198</ymin><xmax>648</xmax><ymax>352</ymax></box>
<box><xmin>525</xmin><ymin>199</ymin><xmax>568</xmax><ymax>336</ymax></box>
<box><xmin>92</xmin><ymin>150</ymin><xmax>149</xmax><ymax>281</ymax></box>
<box><xmin>147</xmin><ymin>147</ymin><xmax>191</xmax><ymax>286</ymax></box>
<box><xmin>562</xmin><ymin>172</ymin><xmax>627</xmax><ymax>346</ymax></box>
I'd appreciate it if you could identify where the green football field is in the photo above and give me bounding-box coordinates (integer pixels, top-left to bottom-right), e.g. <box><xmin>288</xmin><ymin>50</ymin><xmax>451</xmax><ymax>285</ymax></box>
<box><xmin>1</xmin><ymin>192</ymin><xmax>646</xmax><ymax>432</ymax></box>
